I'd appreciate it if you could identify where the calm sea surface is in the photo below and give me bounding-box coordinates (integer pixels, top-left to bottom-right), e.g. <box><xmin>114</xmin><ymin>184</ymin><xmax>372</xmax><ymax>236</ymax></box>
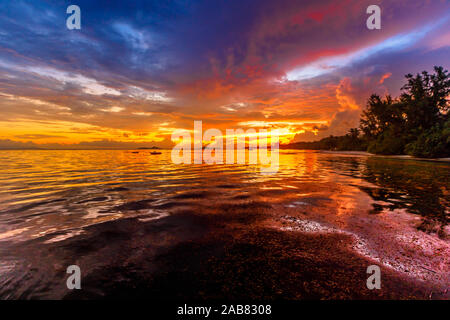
<box><xmin>0</xmin><ymin>150</ymin><xmax>448</xmax><ymax>299</ymax></box>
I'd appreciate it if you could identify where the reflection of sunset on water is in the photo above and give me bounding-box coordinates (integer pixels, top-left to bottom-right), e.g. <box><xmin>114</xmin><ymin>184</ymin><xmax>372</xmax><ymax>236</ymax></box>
<box><xmin>0</xmin><ymin>149</ymin><xmax>448</xmax><ymax>298</ymax></box>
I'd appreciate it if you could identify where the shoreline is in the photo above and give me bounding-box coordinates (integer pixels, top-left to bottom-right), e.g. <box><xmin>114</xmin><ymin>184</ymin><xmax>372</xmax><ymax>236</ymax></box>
<box><xmin>307</xmin><ymin>150</ymin><xmax>450</xmax><ymax>163</ymax></box>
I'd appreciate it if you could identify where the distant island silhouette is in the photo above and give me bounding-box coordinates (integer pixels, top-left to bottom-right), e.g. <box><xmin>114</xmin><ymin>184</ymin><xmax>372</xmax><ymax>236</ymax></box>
<box><xmin>137</xmin><ymin>146</ymin><xmax>161</xmax><ymax>150</ymax></box>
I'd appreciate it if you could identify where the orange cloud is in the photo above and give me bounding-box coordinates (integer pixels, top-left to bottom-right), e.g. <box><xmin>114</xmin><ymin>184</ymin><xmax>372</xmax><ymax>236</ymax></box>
<box><xmin>379</xmin><ymin>72</ymin><xmax>392</xmax><ymax>84</ymax></box>
<box><xmin>336</xmin><ymin>78</ymin><xmax>360</xmax><ymax>111</ymax></box>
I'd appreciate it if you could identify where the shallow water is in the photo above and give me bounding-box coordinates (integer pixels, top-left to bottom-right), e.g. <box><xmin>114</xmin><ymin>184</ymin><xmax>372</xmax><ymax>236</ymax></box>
<box><xmin>0</xmin><ymin>150</ymin><xmax>448</xmax><ymax>299</ymax></box>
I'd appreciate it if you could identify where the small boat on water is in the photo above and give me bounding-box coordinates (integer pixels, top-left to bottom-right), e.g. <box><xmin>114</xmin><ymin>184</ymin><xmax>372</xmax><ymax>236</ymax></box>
<box><xmin>150</xmin><ymin>151</ymin><xmax>162</xmax><ymax>155</ymax></box>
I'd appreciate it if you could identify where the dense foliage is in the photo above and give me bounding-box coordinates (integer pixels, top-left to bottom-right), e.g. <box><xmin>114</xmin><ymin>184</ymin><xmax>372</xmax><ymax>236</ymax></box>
<box><xmin>286</xmin><ymin>67</ymin><xmax>450</xmax><ymax>158</ymax></box>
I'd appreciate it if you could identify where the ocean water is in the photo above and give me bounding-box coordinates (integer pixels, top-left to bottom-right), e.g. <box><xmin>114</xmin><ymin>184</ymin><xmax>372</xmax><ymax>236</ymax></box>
<box><xmin>0</xmin><ymin>150</ymin><xmax>448</xmax><ymax>299</ymax></box>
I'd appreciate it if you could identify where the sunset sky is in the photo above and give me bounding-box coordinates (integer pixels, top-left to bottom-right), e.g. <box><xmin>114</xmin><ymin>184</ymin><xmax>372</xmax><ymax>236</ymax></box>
<box><xmin>0</xmin><ymin>0</ymin><xmax>449</xmax><ymax>149</ymax></box>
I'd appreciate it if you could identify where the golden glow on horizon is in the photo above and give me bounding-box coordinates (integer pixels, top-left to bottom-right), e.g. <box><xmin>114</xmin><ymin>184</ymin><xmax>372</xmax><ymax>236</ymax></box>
<box><xmin>171</xmin><ymin>127</ymin><xmax>298</xmax><ymax>146</ymax></box>
<box><xmin>237</xmin><ymin>120</ymin><xmax>329</xmax><ymax>127</ymax></box>
<box><xmin>0</xmin><ymin>120</ymin><xmax>167</xmax><ymax>145</ymax></box>
<box><xmin>1</xmin><ymin>116</ymin><xmax>323</xmax><ymax>147</ymax></box>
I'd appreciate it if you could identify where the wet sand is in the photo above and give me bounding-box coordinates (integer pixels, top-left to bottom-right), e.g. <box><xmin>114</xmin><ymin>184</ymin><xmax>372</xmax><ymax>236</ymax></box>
<box><xmin>66</xmin><ymin>198</ymin><xmax>450</xmax><ymax>300</ymax></box>
<box><xmin>1</xmin><ymin>196</ymin><xmax>447</xmax><ymax>300</ymax></box>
